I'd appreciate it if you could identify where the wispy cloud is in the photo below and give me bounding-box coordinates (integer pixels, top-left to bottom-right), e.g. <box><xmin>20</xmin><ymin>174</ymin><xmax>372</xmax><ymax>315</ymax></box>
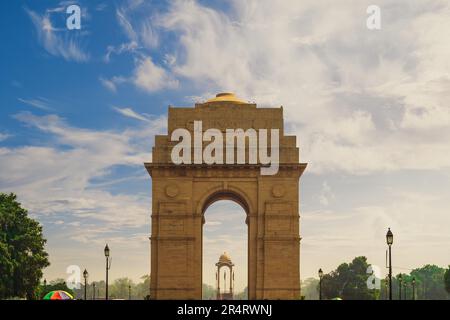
<box><xmin>104</xmin><ymin>42</ymin><xmax>139</xmax><ymax>63</ymax></box>
<box><xmin>99</xmin><ymin>77</ymin><xmax>117</xmax><ymax>92</ymax></box>
<box><xmin>102</xmin><ymin>7</ymin><xmax>141</xmax><ymax>63</ymax></box>
<box><xmin>114</xmin><ymin>1</ymin><xmax>158</xmax><ymax>50</ymax></box>
<box><xmin>113</xmin><ymin>106</ymin><xmax>152</xmax><ymax>122</ymax></box>
<box><xmin>318</xmin><ymin>181</ymin><xmax>335</xmax><ymax>206</ymax></box>
<box><xmin>102</xmin><ymin>1</ymin><xmax>165</xmax><ymax>93</ymax></box>
<box><xmin>99</xmin><ymin>76</ymin><xmax>127</xmax><ymax>92</ymax></box>
<box><xmin>25</xmin><ymin>7</ymin><xmax>89</xmax><ymax>62</ymax></box>
<box><xmin>102</xmin><ymin>57</ymin><xmax>177</xmax><ymax>93</ymax></box>
<box><xmin>116</xmin><ymin>8</ymin><xmax>138</xmax><ymax>42</ymax></box>
<box><xmin>18</xmin><ymin>97</ymin><xmax>53</xmax><ymax>111</ymax></box>
<box><xmin>96</xmin><ymin>3</ymin><xmax>108</xmax><ymax>12</ymax></box>
<box><xmin>0</xmin><ymin>133</ymin><xmax>11</xmax><ymax>142</ymax></box>
<box><xmin>133</xmin><ymin>57</ymin><xmax>178</xmax><ymax>92</ymax></box>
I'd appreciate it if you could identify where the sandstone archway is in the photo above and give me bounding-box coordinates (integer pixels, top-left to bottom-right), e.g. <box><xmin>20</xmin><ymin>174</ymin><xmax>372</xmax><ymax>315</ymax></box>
<box><xmin>145</xmin><ymin>93</ymin><xmax>307</xmax><ymax>299</ymax></box>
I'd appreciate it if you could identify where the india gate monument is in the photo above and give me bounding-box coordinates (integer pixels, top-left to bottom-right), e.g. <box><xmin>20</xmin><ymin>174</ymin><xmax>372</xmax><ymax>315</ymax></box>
<box><xmin>145</xmin><ymin>93</ymin><xmax>307</xmax><ymax>299</ymax></box>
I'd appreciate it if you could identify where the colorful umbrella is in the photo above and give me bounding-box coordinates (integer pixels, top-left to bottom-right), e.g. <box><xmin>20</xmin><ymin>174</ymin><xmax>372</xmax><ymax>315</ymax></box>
<box><xmin>43</xmin><ymin>290</ymin><xmax>74</xmax><ymax>300</ymax></box>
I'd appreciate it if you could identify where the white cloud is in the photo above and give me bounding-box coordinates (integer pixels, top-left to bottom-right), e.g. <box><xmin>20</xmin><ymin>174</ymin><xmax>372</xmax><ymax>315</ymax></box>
<box><xmin>99</xmin><ymin>77</ymin><xmax>117</xmax><ymax>92</ymax></box>
<box><xmin>113</xmin><ymin>106</ymin><xmax>152</xmax><ymax>122</ymax></box>
<box><xmin>154</xmin><ymin>0</ymin><xmax>450</xmax><ymax>174</ymax></box>
<box><xmin>0</xmin><ymin>133</ymin><xmax>11</xmax><ymax>142</ymax></box>
<box><xmin>140</xmin><ymin>20</ymin><xmax>159</xmax><ymax>49</ymax></box>
<box><xmin>99</xmin><ymin>76</ymin><xmax>128</xmax><ymax>92</ymax></box>
<box><xmin>205</xmin><ymin>220</ymin><xmax>222</xmax><ymax>227</ymax></box>
<box><xmin>25</xmin><ymin>8</ymin><xmax>89</xmax><ymax>62</ymax></box>
<box><xmin>101</xmin><ymin>56</ymin><xmax>177</xmax><ymax>93</ymax></box>
<box><xmin>318</xmin><ymin>181</ymin><xmax>335</xmax><ymax>206</ymax></box>
<box><xmin>1</xmin><ymin>111</ymin><xmax>166</xmax><ymax>229</ymax></box>
<box><xmin>133</xmin><ymin>57</ymin><xmax>178</xmax><ymax>92</ymax></box>
<box><xmin>96</xmin><ymin>3</ymin><xmax>108</xmax><ymax>12</ymax></box>
<box><xmin>117</xmin><ymin>8</ymin><xmax>138</xmax><ymax>42</ymax></box>
<box><xmin>104</xmin><ymin>42</ymin><xmax>139</xmax><ymax>63</ymax></box>
<box><xmin>18</xmin><ymin>97</ymin><xmax>52</xmax><ymax>111</ymax></box>
<box><xmin>125</xmin><ymin>0</ymin><xmax>145</xmax><ymax>12</ymax></box>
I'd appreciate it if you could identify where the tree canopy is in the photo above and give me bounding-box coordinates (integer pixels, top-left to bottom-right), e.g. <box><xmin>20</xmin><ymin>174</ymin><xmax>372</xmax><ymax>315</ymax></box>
<box><xmin>0</xmin><ymin>193</ymin><xmax>50</xmax><ymax>299</ymax></box>
<box><xmin>445</xmin><ymin>266</ymin><xmax>450</xmax><ymax>295</ymax></box>
<box><xmin>379</xmin><ymin>265</ymin><xmax>448</xmax><ymax>300</ymax></box>
<box><xmin>71</xmin><ymin>275</ymin><xmax>151</xmax><ymax>300</ymax></box>
<box><xmin>311</xmin><ymin>257</ymin><xmax>449</xmax><ymax>300</ymax></box>
<box><xmin>320</xmin><ymin>256</ymin><xmax>377</xmax><ymax>300</ymax></box>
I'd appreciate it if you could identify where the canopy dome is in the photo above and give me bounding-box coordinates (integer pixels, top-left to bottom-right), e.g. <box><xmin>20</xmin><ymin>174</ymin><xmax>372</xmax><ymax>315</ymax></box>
<box><xmin>218</xmin><ymin>252</ymin><xmax>232</xmax><ymax>263</ymax></box>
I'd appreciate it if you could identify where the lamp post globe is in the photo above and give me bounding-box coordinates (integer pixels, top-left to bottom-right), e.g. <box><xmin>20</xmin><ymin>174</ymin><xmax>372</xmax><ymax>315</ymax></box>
<box><xmin>104</xmin><ymin>244</ymin><xmax>110</xmax><ymax>257</ymax></box>
<box><xmin>386</xmin><ymin>228</ymin><xmax>393</xmax><ymax>245</ymax></box>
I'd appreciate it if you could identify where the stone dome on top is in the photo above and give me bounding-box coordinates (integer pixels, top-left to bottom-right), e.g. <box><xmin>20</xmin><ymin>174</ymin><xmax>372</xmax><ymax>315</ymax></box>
<box><xmin>218</xmin><ymin>252</ymin><xmax>232</xmax><ymax>263</ymax></box>
<box><xmin>205</xmin><ymin>92</ymin><xmax>246</xmax><ymax>104</ymax></box>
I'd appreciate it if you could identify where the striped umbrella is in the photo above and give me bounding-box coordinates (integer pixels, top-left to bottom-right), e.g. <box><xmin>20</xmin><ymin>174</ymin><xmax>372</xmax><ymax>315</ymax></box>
<box><xmin>43</xmin><ymin>290</ymin><xmax>74</xmax><ymax>300</ymax></box>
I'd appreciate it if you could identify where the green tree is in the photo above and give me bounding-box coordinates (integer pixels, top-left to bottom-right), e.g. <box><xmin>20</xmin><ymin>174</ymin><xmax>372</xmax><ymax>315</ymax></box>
<box><xmin>410</xmin><ymin>264</ymin><xmax>447</xmax><ymax>300</ymax></box>
<box><xmin>445</xmin><ymin>266</ymin><xmax>450</xmax><ymax>295</ymax></box>
<box><xmin>135</xmin><ymin>274</ymin><xmax>150</xmax><ymax>299</ymax></box>
<box><xmin>202</xmin><ymin>283</ymin><xmax>216</xmax><ymax>300</ymax></box>
<box><xmin>0</xmin><ymin>193</ymin><xmax>50</xmax><ymax>299</ymax></box>
<box><xmin>76</xmin><ymin>280</ymin><xmax>106</xmax><ymax>300</ymax></box>
<box><xmin>109</xmin><ymin>277</ymin><xmax>134</xmax><ymax>299</ymax></box>
<box><xmin>301</xmin><ymin>278</ymin><xmax>319</xmax><ymax>300</ymax></box>
<box><xmin>379</xmin><ymin>266</ymin><xmax>448</xmax><ymax>300</ymax></box>
<box><xmin>235</xmin><ymin>286</ymin><xmax>248</xmax><ymax>300</ymax></box>
<box><xmin>72</xmin><ymin>275</ymin><xmax>150</xmax><ymax>300</ymax></box>
<box><xmin>321</xmin><ymin>256</ymin><xmax>377</xmax><ymax>300</ymax></box>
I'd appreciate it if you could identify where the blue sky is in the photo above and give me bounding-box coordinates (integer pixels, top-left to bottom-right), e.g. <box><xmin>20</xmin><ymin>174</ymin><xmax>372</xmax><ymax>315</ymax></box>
<box><xmin>1</xmin><ymin>0</ymin><xmax>450</xmax><ymax>293</ymax></box>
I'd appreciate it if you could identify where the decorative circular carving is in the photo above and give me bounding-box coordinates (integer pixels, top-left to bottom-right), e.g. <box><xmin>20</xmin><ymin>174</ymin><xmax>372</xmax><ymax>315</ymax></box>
<box><xmin>272</xmin><ymin>185</ymin><xmax>285</xmax><ymax>198</ymax></box>
<box><xmin>165</xmin><ymin>184</ymin><xmax>179</xmax><ymax>198</ymax></box>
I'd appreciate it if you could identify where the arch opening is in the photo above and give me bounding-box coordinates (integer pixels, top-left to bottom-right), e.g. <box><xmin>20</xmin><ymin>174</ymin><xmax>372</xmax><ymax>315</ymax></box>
<box><xmin>201</xmin><ymin>199</ymin><xmax>248</xmax><ymax>300</ymax></box>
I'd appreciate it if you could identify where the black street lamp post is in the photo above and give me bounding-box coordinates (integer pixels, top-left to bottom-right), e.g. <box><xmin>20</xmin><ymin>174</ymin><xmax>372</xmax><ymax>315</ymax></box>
<box><xmin>93</xmin><ymin>282</ymin><xmax>96</xmax><ymax>300</ymax></box>
<box><xmin>104</xmin><ymin>244</ymin><xmax>111</xmax><ymax>300</ymax></box>
<box><xmin>398</xmin><ymin>274</ymin><xmax>402</xmax><ymax>300</ymax></box>
<box><xmin>412</xmin><ymin>277</ymin><xmax>416</xmax><ymax>300</ymax></box>
<box><xmin>318</xmin><ymin>268</ymin><xmax>324</xmax><ymax>300</ymax></box>
<box><xmin>386</xmin><ymin>228</ymin><xmax>393</xmax><ymax>300</ymax></box>
<box><xmin>83</xmin><ymin>269</ymin><xmax>89</xmax><ymax>300</ymax></box>
<box><xmin>129</xmin><ymin>284</ymin><xmax>132</xmax><ymax>300</ymax></box>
